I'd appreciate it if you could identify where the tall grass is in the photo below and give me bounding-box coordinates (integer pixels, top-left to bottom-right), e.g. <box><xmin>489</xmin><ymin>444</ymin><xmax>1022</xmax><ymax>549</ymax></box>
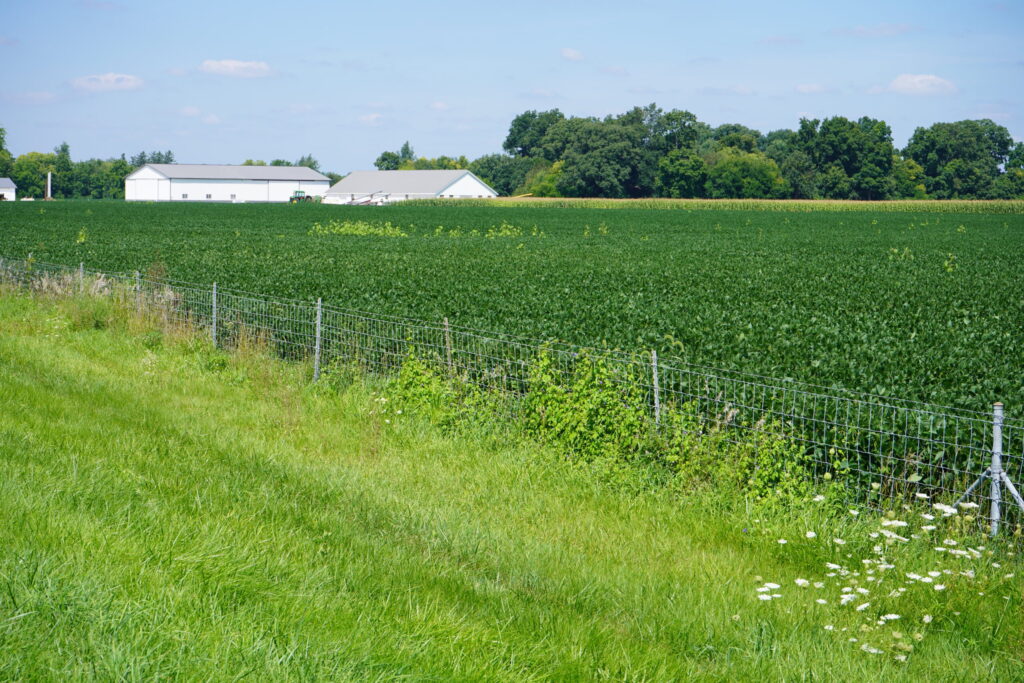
<box><xmin>0</xmin><ymin>288</ymin><xmax>1021</xmax><ymax>680</ymax></box>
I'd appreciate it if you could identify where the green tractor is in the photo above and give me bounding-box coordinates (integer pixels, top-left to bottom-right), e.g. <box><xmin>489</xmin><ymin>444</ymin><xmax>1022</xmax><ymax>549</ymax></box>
<box><xmin>289</xmin><ymin>190</ymin><xmax>313</xmax><ymax>203</ymax></box>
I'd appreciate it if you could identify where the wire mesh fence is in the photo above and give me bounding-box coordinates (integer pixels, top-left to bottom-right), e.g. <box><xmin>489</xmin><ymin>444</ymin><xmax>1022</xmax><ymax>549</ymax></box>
<box><xmin>2</xmin><ymin>255</ymin><xmax>1021</xmax><ymax>536</ymax></box>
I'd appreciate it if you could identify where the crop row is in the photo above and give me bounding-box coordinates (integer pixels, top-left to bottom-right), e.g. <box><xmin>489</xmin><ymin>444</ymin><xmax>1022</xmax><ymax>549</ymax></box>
<box><xmin>1</xmin><ymin>200</ymin><xmax>1022</xmax><ymax>417</ymax></box>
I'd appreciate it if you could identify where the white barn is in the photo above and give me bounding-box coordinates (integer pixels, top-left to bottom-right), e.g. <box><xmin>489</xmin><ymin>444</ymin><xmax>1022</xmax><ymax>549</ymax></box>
<box><xmin>322</xmin><ymin>170</ymin><xmax>497</xmax><ymax>205</ymax></box>
<box><xmin>125</xmin><ymin>164</ymin><xmax>331</xmax><ymax>203</ymax></box>
<box><xmin>0</xmin><ymin>178</ymin><xmax>16</xmax><ymax>202</ymax></box>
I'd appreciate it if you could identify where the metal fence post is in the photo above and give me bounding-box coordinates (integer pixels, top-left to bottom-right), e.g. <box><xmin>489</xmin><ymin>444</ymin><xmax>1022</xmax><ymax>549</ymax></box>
<box><xmin>134</xmin><ymin>270</ymin><xmax>141</xmax><ymax>312</ymax></box>
<box><xmin>211</xmin><ymin>282</ymin><xmax>218</xmax><ymax>347</ymax></box>
<box><xmin>313</xmin><ymin>297</ymin><xmax>323</xmax><ymax>382</ymax></box>
<box><xmin>79</xmin><ymin>262</ymin><xmax>84</xmax><ymax>292</ymax></box>
<box><xmin>990</xmin><ymin>402</ymin><xmax>1004</xmax><ymax>537</ymax></box>
<box><xmin>652</xmin><ymin>349</ymin><xmax>661</xmax><ymax>425</ymax></box>
<box><xmin>444</xmin><ymin>317</ymin><xmax>454</xmax><ymax>374</ymax></box>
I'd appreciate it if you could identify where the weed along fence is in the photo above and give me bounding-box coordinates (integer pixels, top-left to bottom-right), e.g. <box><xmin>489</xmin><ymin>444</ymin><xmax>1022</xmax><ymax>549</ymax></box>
<box><xmin>3</xmin><ymin>255</ymin><xmax>1023</xmax><ymax>537</ymax></box>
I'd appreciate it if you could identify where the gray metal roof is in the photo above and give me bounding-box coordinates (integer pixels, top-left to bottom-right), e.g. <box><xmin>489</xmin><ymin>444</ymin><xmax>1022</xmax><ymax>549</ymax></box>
<box><xmin>325</xmin><ymin>170</ymin><xmax>495</xmax><ymax>196</ymax></box>
<box><xmin>137</xmin><ymin>164</ymin><xmax>330</xmax><ymax>182</ymax></box>
<box><xmin>0</xmin><ymin>177</ymin><xmax>16</xmax><ymax>189</ymax></box>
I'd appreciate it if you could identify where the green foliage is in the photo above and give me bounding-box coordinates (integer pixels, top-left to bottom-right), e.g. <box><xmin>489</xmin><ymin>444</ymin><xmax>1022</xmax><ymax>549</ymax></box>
<box><xmin>2</xmin><ymin>201</ymin><xmax>1023</xmax><ymax>419</ymax></box>
<box><xmin>654</xmin><ymin>150</ymin><xmax>708</xmax><ymax>198</ymax></box>
<box><xmin>3</xmin><ymin>293</ymin><xmax>1021</xmax><ymax>680</ymax></box>
<box><xmin>308</xmin><ymin>219</ymin><xmax>407</xmax><ymax>237</ymax></box>
<box><xmin>705</xmin><ymin>148</ymin><xmax>789</xmax><ymax>199</ymax></box>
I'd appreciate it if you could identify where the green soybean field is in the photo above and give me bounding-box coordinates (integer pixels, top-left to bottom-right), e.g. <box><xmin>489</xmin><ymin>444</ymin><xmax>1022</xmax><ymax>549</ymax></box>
<box><xmin>1</xmin><ymin>200</ymin><xmax>1022</xmax><ymax>416</ymax></box>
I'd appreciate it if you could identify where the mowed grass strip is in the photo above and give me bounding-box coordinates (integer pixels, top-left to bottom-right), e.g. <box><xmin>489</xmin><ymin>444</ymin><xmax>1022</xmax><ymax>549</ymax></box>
<box><xmin>0</xmin><ymin>292</ymin><xmax>1020</xmax><ymax>680</ymax></box>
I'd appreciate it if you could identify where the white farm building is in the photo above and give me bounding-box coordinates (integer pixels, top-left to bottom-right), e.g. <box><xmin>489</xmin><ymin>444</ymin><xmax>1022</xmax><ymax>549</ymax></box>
<box><xmin>323</xmin><ymin>170</ymin><xmax>497</xmax><ymax>205</ymax></box>
<box><xmin>125</xmin><ymin>164</ymin><xmax>331</xmax><ymax>203</ymax></box>
<box><xmin>0</xmin><ymin>178</ymin><xmax>16</xmax><ymax>202</ymax></box>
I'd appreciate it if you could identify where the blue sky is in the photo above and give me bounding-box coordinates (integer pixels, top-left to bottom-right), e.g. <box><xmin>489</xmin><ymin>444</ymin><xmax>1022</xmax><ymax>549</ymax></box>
<box><xmin>2</xmin><ymin>0</ymin><xmax>1021</xmax><ymax>173</ymax></box>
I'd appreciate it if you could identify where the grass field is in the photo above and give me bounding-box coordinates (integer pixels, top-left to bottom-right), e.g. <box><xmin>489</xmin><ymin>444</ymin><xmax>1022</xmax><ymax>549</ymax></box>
<box><xmin>1</xmin><ymin>200</ymin><xmax>1023</xmax><ymax>416</ymax></box>
<box><xmin>0</xmin><ymin>289</ymin><xmax>1021</xmax><ymax>680</ymax></box>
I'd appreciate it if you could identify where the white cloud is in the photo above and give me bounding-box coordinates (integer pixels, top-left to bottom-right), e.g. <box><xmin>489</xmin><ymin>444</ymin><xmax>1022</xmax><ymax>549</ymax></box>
<box><xmin>199</xmin><ymin>59</ymin><xmax>271</xmax><ymax>78</ymax></box>
<box><xmin>795</xmin><ymin>83</ymin><xmax>827</xmax><ymax>94</ymax></box>
<box><xmin>429</xmin><ymin>101</ymin><xmax>449</xmax><ymax>111</ymax></box>
<box><xmin>560</xmin><ymin>47</ymin><xmax>584</xmax><ymax>62</ymax></box>
<box><xmin>359</xmin><ymin>113</ymin><xmax>382</xmax><ymax>126</ymax></box>
<box><xmin>180</xmin><ymin>105</ymin><xmax>201</xmax><ymax>117</ymax></box>
<box><xmin>201</xmin><ymin>113</ymin><xmax>221</xmax><ymax>125</ymax></box>
<box><xmin>884</xmin><ymin>74</ymin><xmax>957</xmax><ymax>95</ymax></box>
<box><xmin>72</xmin><ymin>73</ymin><xmax>143</xmax><ymax>92</ymax></box>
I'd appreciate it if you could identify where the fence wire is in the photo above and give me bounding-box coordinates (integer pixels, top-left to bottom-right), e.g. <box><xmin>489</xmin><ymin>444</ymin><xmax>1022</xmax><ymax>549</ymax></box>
<box><xmin>2</xmin><ymin>256</ymin><xmax>1021</xmax><ymax>535</ymax></box>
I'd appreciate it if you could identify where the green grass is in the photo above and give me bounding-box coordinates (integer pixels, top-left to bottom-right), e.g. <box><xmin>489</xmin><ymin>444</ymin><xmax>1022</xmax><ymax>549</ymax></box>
<box><xmin>0</xmin><ymin>290</ymin><xmax>1022</xmax><ymax>680</ymax></box>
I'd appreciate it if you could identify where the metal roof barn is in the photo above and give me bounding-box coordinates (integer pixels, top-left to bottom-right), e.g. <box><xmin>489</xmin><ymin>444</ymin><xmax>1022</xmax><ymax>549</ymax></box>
<box><xmin>125</xmin><ymin>164</ymin><xmax>331</xmax><ymax>203</ymax></box>
<box><xmin>323</xmin><ymin>170</ymin><xmax>498</xmax><ymax>205</ymax></box>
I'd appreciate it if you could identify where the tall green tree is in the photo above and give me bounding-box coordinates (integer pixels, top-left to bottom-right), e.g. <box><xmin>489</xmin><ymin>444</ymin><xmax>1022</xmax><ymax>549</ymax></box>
<box><xmin>468</xmin><ymin>154</ymin><xmax>535</xmax><ymax>195</ymax></box>
<box><xmin>903</xmin><ymin>119</ymin><xmax>1013</xmax><ymax>198</ymax></box>
<box><xmin>374</xmin><ymin>151</ymin><xmax>400</xmax><ymax>170</ymax></box>
<box><xmin>53</xmin><ymin>142</ymin><xmax>75</xmax><ymax>198</ymax></box>
<box><xmin>294</xmin><ymin>154</ymin><xmax>320</xmax><ymax>171</ymax></box>
<box><xmin>704</xmin><ymin>148</ymin><xmax>789</xmax><ymax>199</ymax></box>
<box><xmin>12</xmin><ymin>151</ymin><xmax>56</xmax><ymax>198</ymax></box>
<box><xmin>0</xmin><ymin>127</ymin><xmax>13</xmax><ymax>178</ymax></box>
<box><xmin>503</xmin><ymin>110</ymin><xmax>565</xmax><ymax>158</ymax></box>
<box><xmin>654</xmin><ymin>150</ymin><xmax>707</xmax><ymax>198</ymax></box>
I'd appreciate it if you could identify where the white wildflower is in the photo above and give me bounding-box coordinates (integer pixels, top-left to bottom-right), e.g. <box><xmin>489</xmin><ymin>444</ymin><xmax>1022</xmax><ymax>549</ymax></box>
<box><xmin>757</xmin><ymin>594</ymin><xmax>773</xmax><ymax>601</ymax></box>
<box><xmin>921</xmin><ymin>513</ymin><xmax>935</xmax><ymax>520</ymax></box>
<box><xmin>921</xmin><ymin>525</ymin><xmax>937</xmax><ymax>531</ymax></box>
<box><xmin>806</xmin><ymin>531</ymin><xmax>817</xmax><ymax>538</ymax></box>
<box><xmin>813</xmin><ymin>494</ymin><xmax>826</xmax><ymax>502</ymax></box>
<box><xmin>959</xmin><ymin>501</ymin><xmax>979</xmax><ymax>509</ymax></box>
<box><xmin>778</xmin><ymin>539</ymin><xmax>788</xmax><ymax>544</ymax></box>
<box><xmin>943</xmin><ymin>538</ymin><xmax>958</xmax><ymax>546</ymax></box>
<box><xmin>850</xmin><ymin>509</ymin><xmax>860</xmax><ymax>516</ymax></box>
<box><xmin>816</xmin><ymin>599</ymin><xmax>827</xmax><ymax>604</ymax></box>
<box><xmin>795</xmin><ymin>578</ymin><xmax>810</xmax><ymax>587</ymax></box>
<box><xmin>881</xmin><ymin>519</ymin><xmax>908</xmax><ymax>527</ymax></box>
<box><xmin>813</xmin><ymin>582</ymin><xmax>825</xmax><ymax>588</ymax></box>
<box><xmin>764</xmin><ymin>582</ymin><xmax>780</xmax><ymax>589</ymax></box>
<box><xmin>861</xmin><ymin>644</ymin><xmax>883</xmax><ymax>654</ymax></box>
<box><xmin>856</xmin><ymin>602</ymin><xmax>871</xmax><ymax>611</ymax></box>
<box><xmin>833</xmin><ymin>538</ymin><xmax>846</xmax><ymax>545</ymax></box>
<box><xmin>824</xmin><ymin>624</ymin><xmax>834</xmax><ymax>631</ymax></box>
<box><xmin>915</xmin><ymin>492</ymin><xmax>930</xmax><ymax>500</ymax></box>
<box><xmin>922</xmin><ymin>615</ymin><xmax>932</xmax><ymax>623</ymax></box>
<box><xmin>881</xmin><ymin>614</ymin><xmax>901</xmax><ymax>621</ymax></box>
<box><xmin>934</xmin><ymin>584</ymin><xmax>946</xmax><ymax>591</ymax></box>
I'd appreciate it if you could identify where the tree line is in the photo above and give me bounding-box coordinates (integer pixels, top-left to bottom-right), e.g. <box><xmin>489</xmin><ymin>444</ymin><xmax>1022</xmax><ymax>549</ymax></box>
<box><xmin>376</xmin><ymin>105</ymin><xmax>1024</xmax><ymax>200</ymax></box>
<box><xmin>0</xmin><ymin>128</ymin><xmax>335</xmax><ymax>199</ymax></box>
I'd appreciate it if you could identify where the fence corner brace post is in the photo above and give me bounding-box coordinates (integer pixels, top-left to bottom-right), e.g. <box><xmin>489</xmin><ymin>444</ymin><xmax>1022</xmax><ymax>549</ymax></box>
<box><xmin>990</xmin><ymin>402</ymin><xmax>1004</xmax><ymax>537</ymax></box>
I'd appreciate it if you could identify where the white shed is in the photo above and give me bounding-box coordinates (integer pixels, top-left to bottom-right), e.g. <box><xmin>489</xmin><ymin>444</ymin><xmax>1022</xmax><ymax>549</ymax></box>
<box><xmin>0</xmin><ymin>178</ymin><xmax>16</xmax><ymax>202</ymax></box>
<box><xmin>322</xmin><ymin>170</ymin><xmax>497</xmax><ymax>205</ymax></box>
<box><xmin>125</xmin><ymin>164</ymin><xmax>331</xmax><ymax>203</ymax></box>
